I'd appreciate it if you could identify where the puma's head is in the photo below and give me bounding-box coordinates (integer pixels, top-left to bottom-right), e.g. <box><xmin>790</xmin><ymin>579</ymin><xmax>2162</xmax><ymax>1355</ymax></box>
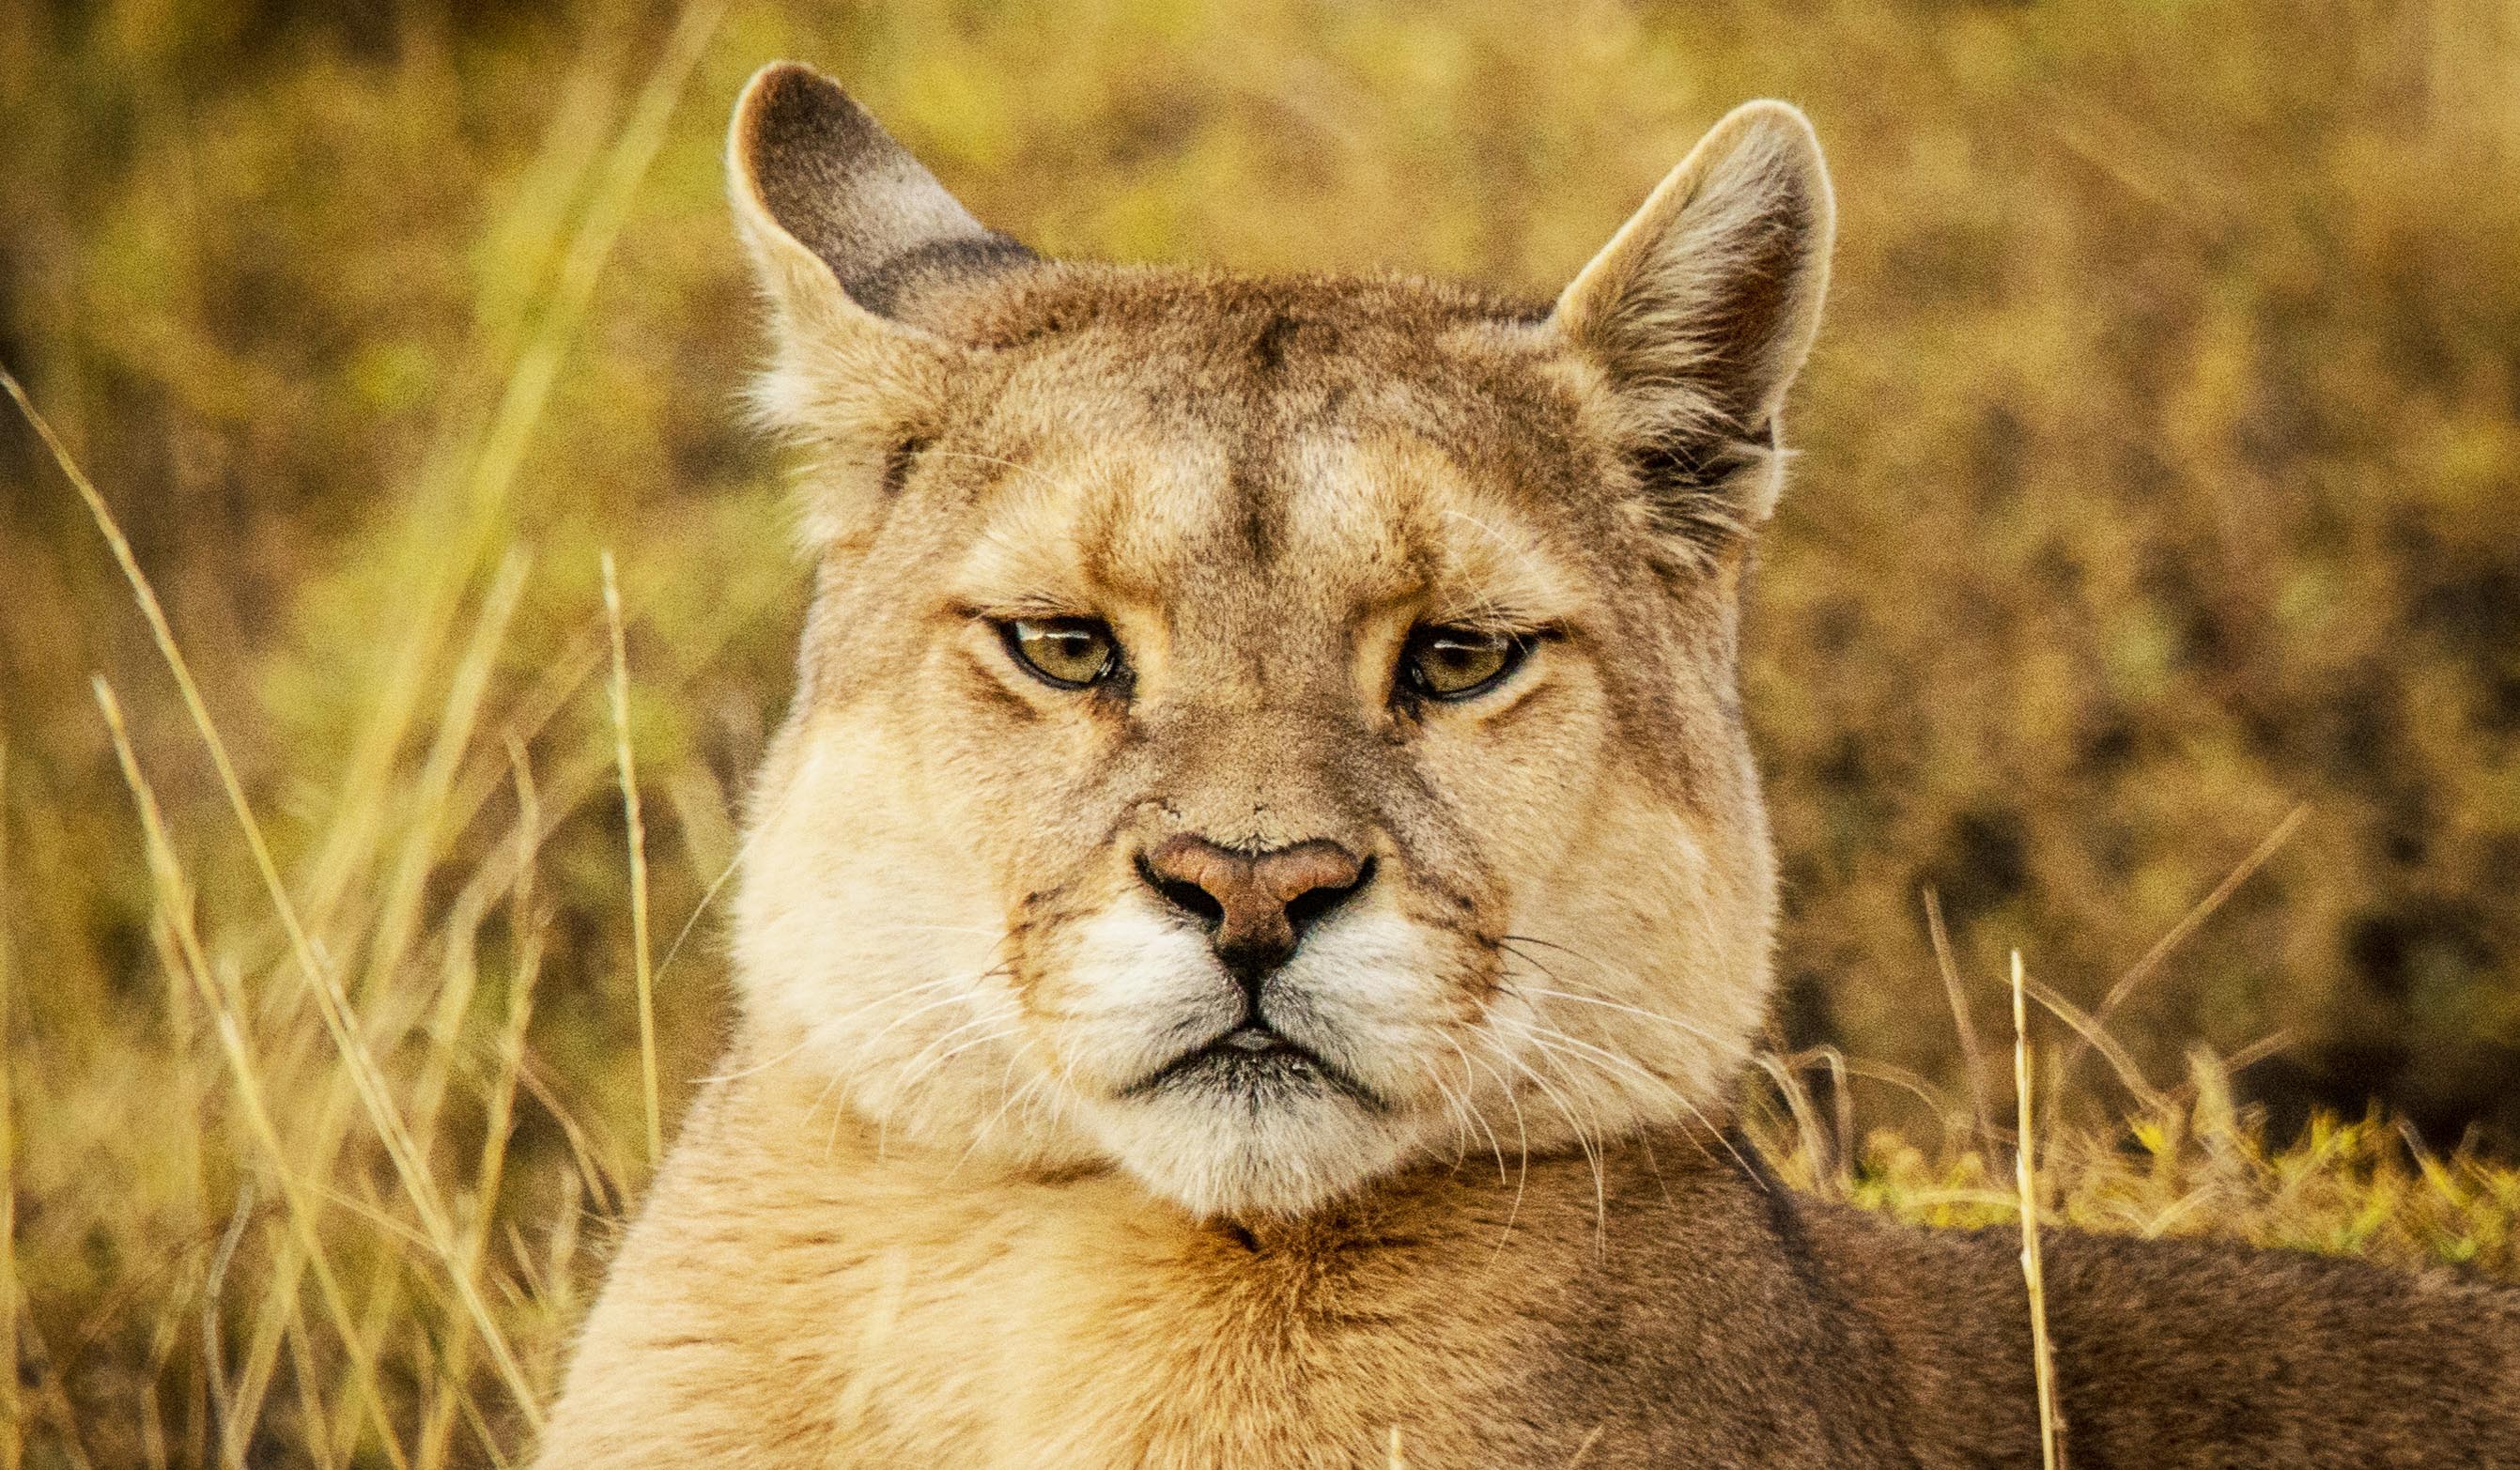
<box><xmin>723</xmin><ymin>62</ymin><xmax>1832</xmax><ymax>1217</ymax></box>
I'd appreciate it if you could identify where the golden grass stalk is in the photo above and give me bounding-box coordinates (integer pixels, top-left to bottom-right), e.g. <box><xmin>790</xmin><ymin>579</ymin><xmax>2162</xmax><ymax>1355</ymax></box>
<box><xmin>319</xmin><ymin>551</ymin><xmax>536</xmax><ymax>1454</ymax></box>
<box><xmin>2012</xmin><ymin>950</ymin><xmax>2066</xmax><ymax>1470</ymax></box>
<box><xmin>417</xmin><ymin>750</ymin><xmax>547</xmax><ymax>1470</ymax></box>
<box><xmin>2058</xmin><ymin>803</ymin><xmax>2309</xmax><ymax>1093</ymax></box>
<box><xmin>5</xmin><ymin>368</ymin><xmax>544</xmax><ymax>1430</ymax></box>
<box><xmin>604</xmin><ymin>549</ymin><xmax>665</xmax><ymax>1171</ymax></box>
<box><xmin>1923</xmin><ymin>887</ymin><xmax>1997</xmax><ymax>1151</ymax></box>
<box><xmin>355</xmin><ymin>547</ymin><xmax>534</xmax><ymax>1004</ymax></box>
<box><xmin>302</xmin><ymin>0</ymin><xmax>727</xmax><ymax>929</ymax></box>
<box><xmin>92</xmin><ymin>680</ymin><xmax>408</xmax><ymax>1468</ymax></box>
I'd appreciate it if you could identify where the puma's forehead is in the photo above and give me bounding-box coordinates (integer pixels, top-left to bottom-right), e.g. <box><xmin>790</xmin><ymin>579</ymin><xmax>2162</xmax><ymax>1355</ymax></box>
<box><xmin>895</xmin><ymin>266</ymin><xmax>1635</xmax><ymax>624</ymax></box>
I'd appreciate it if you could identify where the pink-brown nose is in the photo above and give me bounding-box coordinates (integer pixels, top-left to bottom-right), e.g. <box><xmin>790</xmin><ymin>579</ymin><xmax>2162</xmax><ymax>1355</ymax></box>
<box><xmin>1138</xmin><ymin>834</ymin><xmax>1370</xmax><ymax>984</ymax></box>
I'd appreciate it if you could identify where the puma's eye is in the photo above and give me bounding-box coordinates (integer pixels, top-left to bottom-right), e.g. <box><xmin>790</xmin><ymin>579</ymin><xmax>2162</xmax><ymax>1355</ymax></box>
<box><xmin>1001</xmin><ymin>618</ymin><xmax>1122</xmax><ymax>689</ymax></box>
<box><xmin>1400</xmin><ymin>626</ymin><xmax>1527</xmax><ymax>701</ymax></box>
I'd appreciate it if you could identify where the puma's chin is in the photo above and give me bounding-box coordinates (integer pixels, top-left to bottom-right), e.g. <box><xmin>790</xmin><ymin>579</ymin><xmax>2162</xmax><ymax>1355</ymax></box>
<box><xmin>1085</xmin><ymin>1080</ymin><xmax>1419</xmax><ymax>1218</ymax></box>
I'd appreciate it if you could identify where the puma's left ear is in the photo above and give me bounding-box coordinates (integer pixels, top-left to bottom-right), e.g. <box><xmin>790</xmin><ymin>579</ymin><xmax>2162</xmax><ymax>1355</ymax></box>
<box><xmin>1555</xmin><ymin>101</ymin><xmax>1834</xmax><ymax>544</ymax></box>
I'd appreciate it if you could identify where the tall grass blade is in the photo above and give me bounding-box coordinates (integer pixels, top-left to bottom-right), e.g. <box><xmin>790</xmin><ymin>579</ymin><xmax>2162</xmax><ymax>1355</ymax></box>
<box><xmin>8</xmin><ymin>369</ymin><xmax>541</xmax><ymax>1427</ymax></box>
<box><xmin>604</xmin><ymin>549</ymin><xmax>664</xmax><ymax>1172</ymax></box>
<box><xmin>2013</xmin><ymin>951</ymin><xmax>2067</xmax><ymax>1470</ymax></box>
<box><xmin>0</xmin><ymin>739</ymin><xmax>18</xmax><ymax>1470</ymax></box>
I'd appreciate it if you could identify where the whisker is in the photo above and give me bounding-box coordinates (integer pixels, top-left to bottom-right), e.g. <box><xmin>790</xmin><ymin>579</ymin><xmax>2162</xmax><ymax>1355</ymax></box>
<box><xmin>1443</xmin><ymin>1036</ymin><xmax>1511</xmax><ymax>1188</ymax></box>
<box><xmin>807</xmin><ymin>968</ymin><xmax>997</xmax><ymax>1050</ymax></box>
<box><xmin>1483</xmin><ymin>1033</ymin><xmax>1605</xmax><ymax>1246</ymax></box>
<box><xmin>1463</xmin><ymin>1037</ymin><xmax>1538</xmax><ymax>1264</ymax></box>
<box><xmin>655</xmin><ymin>762</ymin><xmax>812</xmax><ymax>986</ymax></box>
<box><xmin>1417</xmin><ymin>1060</ymin><xmax>1475</xmax><ymax>1171</ymax></box>
<box><xmin>1504</xmin><ymin>995</ymin><xmax>1757</xmax><ymax>1184</ymax></box>
<box><xmin>887</xmin><ymin>1009</ymin><xmax>1021</xmax><ymax>1097</ymax></box>
<box><xmin>841</xmin><ymin>968</ymin><xmax>1013</xmax><ymax>1067</ymax></box>
<box><xmin>880</xmin><ymin>1023</ymin><xmax>1022</xmax><ymax>1158</ymax></box>
<box><xmin>703</xmin><ymin>1029</ymin><xmax>819</xmax><ymax>1085</ymax></box>
<box><xmin>1499</xmin><ymin>971</ymin><xmax>1732</xmax><ymax>1049</ymax></box>
<box><xmin>1517</xmin><ymin>1023</ymin><xmax>1717</xmax><ymax>1170</ymax></box>
<box><xmin>946</xmin><ymin>1067</ymin><xmax>1052</xmax><ymax>1182</ymax></box>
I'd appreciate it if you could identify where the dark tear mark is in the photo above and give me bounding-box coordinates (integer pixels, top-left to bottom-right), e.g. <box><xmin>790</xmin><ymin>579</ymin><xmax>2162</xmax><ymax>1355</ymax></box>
<box><xmin>958</xmin><ymin>652</ymin><xmax>1042</xmax><ymax>724</ymax></box>
<box><xmin>1473</xmin><ymin>673</ymin><xmax>1569</xmax><ymax>740</ymax></box>
<box><xmin>881</xmin><ymin>435</ymin><xmax>932</xmax><ymax>497</ymax></box>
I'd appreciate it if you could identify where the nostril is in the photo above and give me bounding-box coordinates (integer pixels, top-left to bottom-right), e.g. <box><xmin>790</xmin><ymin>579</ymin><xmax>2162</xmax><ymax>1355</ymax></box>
<box><xmin>1283</xmin><ymin>854</ymin><xmax>1373</xmax><ymax>939</ymax></box>
<box><xmin>1138</xmin><ymin>836</ymin><xmax>1368</xmax><ymax>984</ymax></box>
<box><xmin>1136</xmin><ymin>852</ymin><xmax>1225</xmax><ymax>927</ymax></box>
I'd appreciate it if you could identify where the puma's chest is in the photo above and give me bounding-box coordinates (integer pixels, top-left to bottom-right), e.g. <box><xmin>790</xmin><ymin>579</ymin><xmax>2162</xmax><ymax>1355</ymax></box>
<box><xmin>806</xmin><ymin>1190</ymin><xmax>1562</xmax><ymax>1470</ymax></box>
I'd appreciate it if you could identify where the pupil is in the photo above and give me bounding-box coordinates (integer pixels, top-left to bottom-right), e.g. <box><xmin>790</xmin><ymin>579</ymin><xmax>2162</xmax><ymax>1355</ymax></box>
<box><xmin>1044</xmin><ymin>629</ymin><xmax>1098</xmax><ymax>672</ymax></box>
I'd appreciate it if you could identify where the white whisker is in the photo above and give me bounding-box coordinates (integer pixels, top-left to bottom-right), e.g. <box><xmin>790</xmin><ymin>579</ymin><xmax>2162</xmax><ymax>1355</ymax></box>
<box><xmin>1481</xmin><ymin>1032</ymin><xmax>1601</xmax><ymax>1246</ymax></box>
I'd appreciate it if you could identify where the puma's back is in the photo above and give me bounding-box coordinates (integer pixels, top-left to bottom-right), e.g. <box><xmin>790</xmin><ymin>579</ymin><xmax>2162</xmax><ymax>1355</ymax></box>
<box><xmin>535</xmin><ymin>61</ymin><xmax>2520</xmax><ymax>1468</ymax></box>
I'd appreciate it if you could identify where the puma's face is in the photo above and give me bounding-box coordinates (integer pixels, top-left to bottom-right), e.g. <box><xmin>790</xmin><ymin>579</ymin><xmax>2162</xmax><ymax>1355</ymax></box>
<box><xmin>724</xmin><ymin>65</ymin><xmax>1832</xmax><ymax>1217</ymax></box>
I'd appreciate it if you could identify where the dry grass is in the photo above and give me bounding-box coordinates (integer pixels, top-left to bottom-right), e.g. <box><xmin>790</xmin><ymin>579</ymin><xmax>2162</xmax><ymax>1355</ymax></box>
<box><xmin>2011</xmin><ymin>952</ymin><xmax>2064</xmax><ymax>1470</ymax></box>
<box><xmin>11</xmin><ymin>350</ymin><xmax>2520</xmax><ymax>1461</ymax></box>
<box><xmin>4</xmin><ymin>3</ymin><xmax>2518</xmax><ymax>1467</ymax></box>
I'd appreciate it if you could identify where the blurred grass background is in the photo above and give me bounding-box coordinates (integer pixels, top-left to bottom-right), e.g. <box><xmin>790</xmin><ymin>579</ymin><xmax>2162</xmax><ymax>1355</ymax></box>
<box><xmin>2</xmin><ymin>0</ymin><xmax>2517</xmax><ymax>1464</ymax></box>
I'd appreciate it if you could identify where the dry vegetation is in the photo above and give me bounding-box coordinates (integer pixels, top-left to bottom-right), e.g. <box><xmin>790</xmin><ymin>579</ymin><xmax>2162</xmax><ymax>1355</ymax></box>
<box><xmin>2</xmin><ymin>2</ymin><xmax>2516</xmax><ymax>1466</ymax></box>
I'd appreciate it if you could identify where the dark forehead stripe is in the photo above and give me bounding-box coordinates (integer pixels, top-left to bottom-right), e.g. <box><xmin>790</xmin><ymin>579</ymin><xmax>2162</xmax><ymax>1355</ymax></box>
<box><xmin>1251</xmin><ymin>312</ymin><xmax>1300</xmax><ymax>377</ymax></box>
<box><xmin>1228</xmin><ymin>454</ymin><xmax>1284</xmax><ymax>568</ymax></box>
<box><xmin>1226</xmin><ymin>311</ymin><xmax>1327</xmax><ymax>567</ymax></box>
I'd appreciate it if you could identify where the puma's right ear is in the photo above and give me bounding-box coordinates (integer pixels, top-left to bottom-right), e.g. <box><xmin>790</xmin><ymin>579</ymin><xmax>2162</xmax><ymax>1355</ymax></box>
<box><xmin>729</xmin><ymin>61</ymin><xmax>1032</xmax><ymax>333</ymax></box>
<box><xmin>728</xmin><ymin>64</ymin><xmax>1031</xmax><ymax>536</ymax></box>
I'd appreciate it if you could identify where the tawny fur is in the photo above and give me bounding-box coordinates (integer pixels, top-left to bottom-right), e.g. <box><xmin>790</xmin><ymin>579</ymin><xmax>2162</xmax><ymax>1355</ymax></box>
<box><xmin>536</xmin><ymin>62</ymin><xmax>2520</xmax><ymax>1468</ymax></box>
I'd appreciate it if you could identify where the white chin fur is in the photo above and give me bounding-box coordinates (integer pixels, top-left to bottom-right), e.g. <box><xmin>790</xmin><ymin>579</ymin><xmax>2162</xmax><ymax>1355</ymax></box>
<box><xmin>1087</xmin><ymin>1087</ymin><xmax>1420</xmax><ymax>1218</ymax></box>
<box><xmin>1049</xmin><ymin>903</ymin><xmax>1449</xmax><ymax>1215</ymax></box>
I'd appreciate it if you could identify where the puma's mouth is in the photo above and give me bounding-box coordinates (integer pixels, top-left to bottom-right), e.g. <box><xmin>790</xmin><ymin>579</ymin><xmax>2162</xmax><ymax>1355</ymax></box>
<box><xmin>1123</xmin><ymin>1024</ymin><xmax>1384</xmax><ymax>1109</ymax></box>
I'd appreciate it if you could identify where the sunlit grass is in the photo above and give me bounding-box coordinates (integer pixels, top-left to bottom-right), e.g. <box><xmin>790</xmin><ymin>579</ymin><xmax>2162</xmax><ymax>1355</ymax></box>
<box><xmin>5</xmin><ymin>3</ymin><xmax>2518</xmax><ymax>1466</ymax></box>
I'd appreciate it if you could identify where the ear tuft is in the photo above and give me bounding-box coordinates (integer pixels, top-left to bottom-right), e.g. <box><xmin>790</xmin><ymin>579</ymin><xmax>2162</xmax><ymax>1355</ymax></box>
<box><xmin>1555</xmin><ymin>101</ymin><xmax>1834</xmax><ymax>549</ymax></box>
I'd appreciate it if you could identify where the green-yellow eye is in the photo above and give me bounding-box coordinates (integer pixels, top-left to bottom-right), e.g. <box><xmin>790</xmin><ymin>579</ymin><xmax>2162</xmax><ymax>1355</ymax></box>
<box><xmin>1001</xmin><ymin>617</ymin><xmax>1121</xmax><ymax>689</ymax></box>
<box><xmin>1400</xmin><ymin>626</ymin><xmax>1527</xmax><ymax>701</ymax></box>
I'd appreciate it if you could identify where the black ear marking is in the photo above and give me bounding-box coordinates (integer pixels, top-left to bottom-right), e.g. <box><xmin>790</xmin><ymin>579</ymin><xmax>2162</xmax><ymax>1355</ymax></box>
<box><xmin>844</xmin><ymin>237</ymin><xmax>1039</xmax><ymax>318</ymax></box>
<box><xmin>1629</xmin><ymin>426</ymin><xmax>1774</xmax><ymax>551</ymax></box>
<box><xmin>733</xmin><ymin>62</ymin><xmax>1034</xmax><ymax>318</ymax></box>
